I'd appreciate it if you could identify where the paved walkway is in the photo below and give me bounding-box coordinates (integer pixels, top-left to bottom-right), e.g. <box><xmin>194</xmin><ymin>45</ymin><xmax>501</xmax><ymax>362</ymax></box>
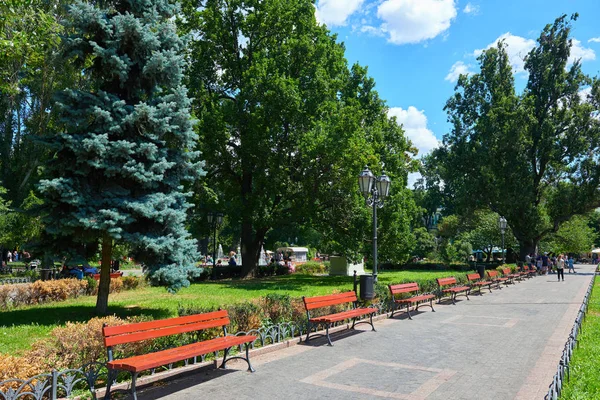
<box><xmin>139</xmin><ymin>264</ymin><xmax>595</xmax><ymax>400</ymax></box>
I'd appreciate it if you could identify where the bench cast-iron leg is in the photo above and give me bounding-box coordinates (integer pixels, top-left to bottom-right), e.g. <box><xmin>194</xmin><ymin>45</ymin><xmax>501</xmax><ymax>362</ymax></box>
<box><xmin>130</xmin><ymin>372</ymin><xmax>138</xmax><ymax>400</ymax></box>
<box><xmin>220</xmin><ymin>344</ymin><xmax>256</xmax><ymax>372</ymax></box>
<box><xmin>406</xmin><ymin>303</ymin><xmax>412</xmax><ymax>320</ymax></box>
<box><xmin>220</xmin><ymin>347</ymin><xmax>230</xmax><ymax>369</ymax></box>
<box><xmin>325</xmin><ymin>323</ymin><xmax>333</xmax><ymax>346</ymax></box>
<box><xmin>103</xmin><ymin>368</ymin><xmax>118</xmax><ymax>400</ymax></box>
<box><xmin>305</xmin><ymin>322</ymin><xmax>312</xmax><ymax>343</ymax></box>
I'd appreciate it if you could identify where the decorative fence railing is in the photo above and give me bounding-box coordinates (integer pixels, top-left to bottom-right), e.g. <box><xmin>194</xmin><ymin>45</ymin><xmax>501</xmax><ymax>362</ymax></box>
<box><xmin>0</xmin><ymin>277</ymin><xmax>31</xmax><ymax>285</ymax></box>
<box><xmin>544</xmin><ymin>277</ymin><xmax>595</xmax><ymax>400</ymax></box>
<box><xmin>0</xmin><ymin>321</ymin><xmax>312</xmax><ymax>400</ymax></box>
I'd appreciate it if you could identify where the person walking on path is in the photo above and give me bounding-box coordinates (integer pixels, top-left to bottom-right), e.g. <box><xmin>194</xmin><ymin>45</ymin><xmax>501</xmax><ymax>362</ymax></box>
<box><xmin>567</xmin><ymin>255</ymin><xmax>576</xmax><ymax>273</ymax></box>
<box><xmin>557</xmin><ymin>254</ymin><xmax>565</xmax><ymax>281</ymax></box>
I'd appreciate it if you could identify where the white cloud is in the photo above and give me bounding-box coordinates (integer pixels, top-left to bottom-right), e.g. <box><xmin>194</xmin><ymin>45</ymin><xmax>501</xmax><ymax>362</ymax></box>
<box><xmin>463</xmin><ymin>3</ymin><xmax>479</xmax><ymax>14</ymax></box>
<box><xmin>361</xmin><ymin>25</ymin><xmax>385</xmax><ymax>37</ymax></box>
<box><xmin>588</xmin><ymin>37</ymin><xmax>600</xmax><ymax>43</ymax></box>
<box><xmin>569</xmin><ymin>39</ymin><xmax>596</xmax><ymax>64</ymax></box>
<box><xmin>473</xmin><ymin>33</ymin><xmax>535</xmax><ymax>75</ymax></box>
<box><xmin>445</xmin><ymin>61</ymin><xmax>473</xmax><ymax>82</ymax></box>
<box><xmin>389</xmin><ymin>105</ymin><xmax>440</xmax><ymax>189</ymax></box>
<box><xmin>407</xmin><ymin>172</ymin><xmax>421</xmax><ymax>188</ymax></box>
<box><xmin>376</xmin><ymin>0</ymin><xmax>457</xmax><ymax>45</ymax></box>
<box><xmin>388</xmin><ymin>106</ymin><xmax>440</xmax><ymax>158</ymax></box>
<box><xmin>473</xmin><ymin>34</ymin><xmax>595</xmax><ymax>76</ymax></box>
<box><xmin>315</xmin><ymin>0</ymin><xmax>364</xmax><ymax>27</ymax></box>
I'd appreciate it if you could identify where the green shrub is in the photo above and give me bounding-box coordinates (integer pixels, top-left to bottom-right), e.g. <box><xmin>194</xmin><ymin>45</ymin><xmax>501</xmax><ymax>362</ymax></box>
<box><xmin>295</xmin><ymin>261</ymin><xmax>327</xmax><ymax>275</ymax></box>
<box><xmin>261</xmin><ymin>293</ymin><xmax>292</xmax><ymax>324</ymax></box>
<box><xmin>228</xmin><ymin>301</ymin><xmax>265</xmax><ymax>332</ymax></box>
<box><xmin>257</xmin><ymin>263</ymin><xmax>276</xmax><ymax>277</ymax></box>
<box><xmin>84</xmin><ymin>276</ymin><xmax>97</xmax><ymax>295</ymax></box>
<box><xmin>122</xmin><ymin>276</ymin><xmax>142</xmax><ymax>290</ymax></box>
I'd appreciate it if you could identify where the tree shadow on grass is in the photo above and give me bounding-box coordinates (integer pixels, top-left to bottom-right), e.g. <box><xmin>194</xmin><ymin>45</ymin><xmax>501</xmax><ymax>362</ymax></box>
<box><xmin>0</xmin><ymin>304</ymin><xmax>172</xmax><ymax>329</ymax></box>
<box><xmin>213</xmin><ymin>274</ymin><xmax>356</xmax><ymax>292</ymax></box>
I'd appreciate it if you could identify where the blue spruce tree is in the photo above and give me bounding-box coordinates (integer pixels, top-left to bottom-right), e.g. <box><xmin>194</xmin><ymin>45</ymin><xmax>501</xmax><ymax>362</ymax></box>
<box><xmin>38</xmin><ymin>0</ymin><xmax>202</xmax><ymax>314</ymax></box>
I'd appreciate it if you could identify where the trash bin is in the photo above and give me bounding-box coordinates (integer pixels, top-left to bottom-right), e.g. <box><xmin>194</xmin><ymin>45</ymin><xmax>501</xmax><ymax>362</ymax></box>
<box><xmin>477</xmin><ymin>264</ymin><xmax>485</xmax><ymax>279</ymax></box>
<box><xmin>40</xmin><ymin>269</ymin><xmax>52</xmax><ymax>281</ymax></box>
<box><xmin>359</xmin><ymin>274</ymin><xmax>375</xmax><ymax>300</ymax></box>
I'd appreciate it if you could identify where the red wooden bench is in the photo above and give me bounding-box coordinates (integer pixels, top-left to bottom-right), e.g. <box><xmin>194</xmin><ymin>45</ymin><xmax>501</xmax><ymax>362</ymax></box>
<box><xmin>92</xmin><ymin>272</ymin><xmax>123</xmax><ymax>281</ymax></box>
<box><xmin>436</xmin><ymin>277</ymin><xmax>470</xmax><ymax>304</ymax></box>
<box><xmin>302</xmin><ymin>291</ymin><xmax>376</xmax><ymax>346</ymax></box>
<box><xmin>501</xmin><ymin>267</ymin><xmax>520</xmax><ymax>284</ymax></box>
<box><xmin>102</xmin><ymin>310</ymin><xmax>256</xmax><ymax>400</ymax></box>
<box><xmin>524</xmin><ymin>264</ymin><xmax>537</xmax><ymax>278</ymax></box>
<box><xmin>388</xmin><ymin>283</ymin><xmax>435</xmax><ymax>319</ymax></box>
<box><xmin>486</xmin><ymin>270</ymin><xmax>508</xmax><ymax>289</ymax></box>
<box><xmin>466</xmin><ymin>272</ymin><xmax>493</xmax><ymax>294</ymax></box>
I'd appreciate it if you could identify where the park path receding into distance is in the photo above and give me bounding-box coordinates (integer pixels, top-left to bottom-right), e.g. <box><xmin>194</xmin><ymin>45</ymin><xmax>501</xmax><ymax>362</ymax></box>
<box><xmin>139</xmin><ymin>264</ymin><xmax>595</xmax><ymax>400</ymax></box>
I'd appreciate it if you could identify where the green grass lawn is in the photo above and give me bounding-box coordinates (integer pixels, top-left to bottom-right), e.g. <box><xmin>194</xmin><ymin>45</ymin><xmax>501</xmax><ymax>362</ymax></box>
<box><xmin>557</xmin><ymin>276</ymin><xmax>600</xmax><ymax>399</ymax></box>
<box><xmin>0</xmin><ymin>269</ymin><xmax>462</xmax><ymax>355</ymax></box>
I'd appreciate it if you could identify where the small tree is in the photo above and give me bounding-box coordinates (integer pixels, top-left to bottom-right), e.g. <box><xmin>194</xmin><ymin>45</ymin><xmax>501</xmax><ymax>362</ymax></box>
<box><xmin>39</xmin><ymin>0</ymin><xmax>202</xmax><ymax>314</ymax></box>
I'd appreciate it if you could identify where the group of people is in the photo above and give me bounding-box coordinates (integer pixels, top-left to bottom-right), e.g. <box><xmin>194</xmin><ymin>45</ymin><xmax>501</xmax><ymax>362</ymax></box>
<box><xmin>203</xmin><ymin>252</ymin><xmax>238</xmax><ymax>267</ymax></box>
<box><xmin>525</xmin><ymin>253</ymin><xmax>575</xmax><ymax>281</ymax></box>
<box><xmin>4</xmin><ymin>249</ymin><xmax>30</xmax><ymax>263</ymax></box>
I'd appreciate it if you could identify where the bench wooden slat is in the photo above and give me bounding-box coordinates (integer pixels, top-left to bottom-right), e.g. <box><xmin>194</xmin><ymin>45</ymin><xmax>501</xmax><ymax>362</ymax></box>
<box><xmin>442</xmin><ymin>286</ymin><xmax>470</xmax><ymax>292</ymax></box>
<box><xmin>104</xmin><ymin>310</ymin><xmax>230</xmax><ymax>347</ymax></box>
<box><xmin>394</xmin><ymin>294</ymin><xmax>435</xmax><ymax>303</ymax></box>
<box><xmin>389</xmin><ymin>283</ymin><xmax>420</xmax><ymax>295</ymax></box>
<box><xmin>105</xmin><ymin>318</ymin><xmax>230</xmax><ymax>347</ymax></box>
<box><xmin>104</xmin><ymin>310</ymin><xmax>228</xmax><ymax>337</ymax></box>
<box><xmin>437</xmin><ymin>277</ymin><xmax>457</xmax><ymax>286</ymax></box>
<box><xmin>303</xmin><ymin>292</ymin><xmax>357</xmax><ymax>310</ymax></box>
<box><xmin>310</xmin><ymin>307</ymin><xmax>374</xmax><ymax>323</ymax></box>
<box><xmin>108</xmin><ymin>334</ymin><xmax>256</xmax><ymax>372</ymax></box>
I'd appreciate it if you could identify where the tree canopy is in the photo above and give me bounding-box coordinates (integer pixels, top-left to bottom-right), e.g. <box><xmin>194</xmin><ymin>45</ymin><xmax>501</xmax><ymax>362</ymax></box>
<box><xmin>440</xmin><ymin>14</ymin><xmax>600</xmax><ymax>259</ymax></box>
<box><xmin>180</xmin><ymin>0</ymin><xmax>416</xmax><ymax>275</ymax></box>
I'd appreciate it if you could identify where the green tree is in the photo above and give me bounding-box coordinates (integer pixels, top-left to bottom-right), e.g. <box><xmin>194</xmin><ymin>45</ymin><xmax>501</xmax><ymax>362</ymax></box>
<box><xmin>459</xmin><ymin>210</ymin><xmax>516</xmax><ymax>262</ymax></box>
<box><xmin>181</xmin><ymin>0</ymin><xmax>415</xmax><ymax>274</ymax></box>
<box><xmin>412</xmin><ymin>227</ymin><xmax>436</xmax><ymax>258</ymax></box>
<box><xmin>441</xmin><ymin>15</ymin><xmax>600</xmax><ymax>260</ymax></box>
<box><xmin>39</xmin><ymin>0</ymin><xmax>202</xmax><ymax>314</ymax></box>
<box><xmin>588</xmin><ymin>210</ymin><xmax>600</xmax><ymax>248</ymax></box>
<box><xmin>541</xmin><ymin>215</ymin><xmax>595</xmax><ymax>254</ymax></box>
<box><xmin>0</xmin><ymin>0</ymin><xmax>70</xmax><ymax>205</ymax></box>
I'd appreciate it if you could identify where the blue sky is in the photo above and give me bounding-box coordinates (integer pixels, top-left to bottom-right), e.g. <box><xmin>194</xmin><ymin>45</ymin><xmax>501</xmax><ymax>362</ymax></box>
<box><xmin>315</xmin><ymin>0</ymin><xmax>600</xmax><ymax>185</ymax></box>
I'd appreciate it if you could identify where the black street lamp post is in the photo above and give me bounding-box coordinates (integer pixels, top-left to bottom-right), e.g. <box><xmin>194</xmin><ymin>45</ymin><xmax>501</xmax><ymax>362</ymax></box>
<box><xmin>358</xmin><ymin>166</ymin><xmax>391</xmax><ymax>283</ymax></box>
<box><xmin>207</xmin><ymin>212</ymin><xmax>223</xmax><ymax>268</ymax></box>
<box><xmin>498</xmin><ymin>216</ymin><xmax>507</xmax><ymax>265</ymax></box>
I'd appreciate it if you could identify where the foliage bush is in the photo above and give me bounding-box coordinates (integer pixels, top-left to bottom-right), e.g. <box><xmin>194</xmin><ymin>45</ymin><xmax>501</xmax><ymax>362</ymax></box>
<box><xmin>84</xmin><ymin>276</ymin><xmax>98</xmax><ymax>295</ymax></box>
<box><xmin>26</xmin><ymin>316</ymin><xmax>152</xmax><ymax>371</ymax></box>
<box><xmin>0</xmin><ymin>277</ymin><xmax>138</xmax><ymax>309</ymax></box>
<box><xmin>122</xmin><ymin>276</ymin><xmax>144</xmax><ymax>290</ymax></box>
<box><xmin>0</xmin><ymin>316</ymin><xmax>154</xmax><ymax>383</ymax></box>
<box><xmin>295</xmin><ymin>261</ymin><xmax>328</xmax><ymax>275</ymax></box>
<box><xmin>0</xmin><ymin>279</ymin><xmax>88</xmax><ymax>309</ymax></box>
<box><xmin>261</xmin><ymin>293</ymin><xmax>293</xmax><ymax>324</ymax></box>
<box><xmin>0</xmin><ymin>354</ymin><xmax>45</xmax><ymax>391</ymax></box>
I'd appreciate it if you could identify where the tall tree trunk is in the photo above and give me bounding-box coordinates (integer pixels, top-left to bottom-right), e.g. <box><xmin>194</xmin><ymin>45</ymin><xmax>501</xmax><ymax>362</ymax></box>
<box><xmin>518</xmin><ymin>239</ymin><xmax>537</xmax><ymax>262</ymax></box>
<box><xmin>95</xmin><ymin>232</ymin><xmax>112</xmax><ymax>315</ymax></box>
<box><xmin>241</xmin><ymin>224</ymin><xmax>258</xmax><ymax>278</ymax></box>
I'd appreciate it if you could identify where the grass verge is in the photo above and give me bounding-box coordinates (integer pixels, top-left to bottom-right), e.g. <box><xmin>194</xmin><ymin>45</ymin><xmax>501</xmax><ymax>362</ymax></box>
<box><xmin>557</xmin><ymin>276</ymin><xmax>600</xmax><ymax>399</ymax></box>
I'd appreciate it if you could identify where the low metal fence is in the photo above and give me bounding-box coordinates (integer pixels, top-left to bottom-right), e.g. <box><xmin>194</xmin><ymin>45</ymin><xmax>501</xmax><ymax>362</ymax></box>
<box><xmin>545</xmin><ymin>277</ymin><xmax>595</xmax><ymax>400</ymax></box>
<box><xmin>0</xmin><ymin>277</ymin><xmax>31</xmax><ymax>285</ymax></box>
